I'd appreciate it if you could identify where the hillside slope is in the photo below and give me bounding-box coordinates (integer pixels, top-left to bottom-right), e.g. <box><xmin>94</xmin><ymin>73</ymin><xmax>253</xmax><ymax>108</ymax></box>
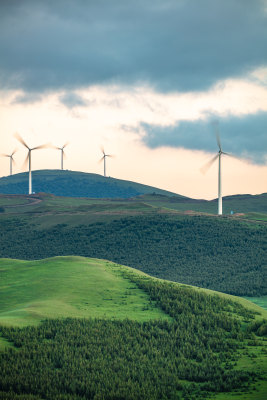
<box><xmin>0</xmin><ymin>211</ymin><xmax>266</xmax><ymax>297</ymax></box>
<box><xmin>0</xmin><ymin>169</ymin><xmax>184</xmax><ymax>198</ymax></box>
<box><xmin>1</xmin><ymin>169</ymin><xmax>266</xmax><ymax>216</ymax></box>
<box><xmin>137</xmin><ymin>192</ymin><xmax>267</xmax><ymax>214</ymax></box>
<box><xmin>0</xmin><ymin>257</ymin><xmax>168</xmax><ymax>327</ymax></box>
<box><xmin>0</xmin><ymin>256</ymin><xmax>266</xmax><ymax>400</ymax></box>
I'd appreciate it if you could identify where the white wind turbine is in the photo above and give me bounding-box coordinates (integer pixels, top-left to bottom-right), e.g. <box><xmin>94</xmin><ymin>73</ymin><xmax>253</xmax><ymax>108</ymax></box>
<box><xmin>1</xmin><ymin>149</ymin><xmax>17</xmax><ymax>175</ymax></box>
<box><xmin>99</xmin><ymin>147</ymin><xmax>113</xmax><ymax>177</ymax></box>
<box><xmin>15</xmin><ymin>133</ymin><xmax>50</xmax><ymax>195</ymax></box>
<box><xmin>201</xmin><ymin>129</ymin><xmax>233</xmax><ymax>215</ymax></box>
<box><xmin>53</xmin><ymin>142</ymin><xmax>69</xmax><ymax>170</ymax></box>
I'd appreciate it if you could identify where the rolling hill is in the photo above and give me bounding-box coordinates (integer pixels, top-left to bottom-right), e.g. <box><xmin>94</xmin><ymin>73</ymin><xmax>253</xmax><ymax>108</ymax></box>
<box><xmin>0</xmin><ymin>169</ymin><xmax>266</xmax><ymax>217</ymax></box>
<box><xmin>0</xmin><ymin>256</ymin><xmax>266</xmax><ymax>400</ymax></box>
<box><xmin>0</xmin><ymin>193</ymin><xmax>266</xmax><ymax>297</ymax></box>
<box><xmin>0</xmin><ymin>257</ymin><xmax>168</xmax><ymax>327</ymax></box>
<box><xmin>135</xmin><ymin>192</ymin><xmax>267</xmax><ymax>215</ymax></box>
<box><xmin>0</xmin><ymin>169</ymin><xmax>184</xmax><ymax>199</ymax></box>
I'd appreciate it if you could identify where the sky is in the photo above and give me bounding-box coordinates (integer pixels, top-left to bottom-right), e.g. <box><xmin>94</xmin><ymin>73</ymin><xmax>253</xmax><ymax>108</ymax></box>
<box><xmin>0</xmin><ymin>0</ymin><xmax>266</xmax><ymax>199</ymax></box>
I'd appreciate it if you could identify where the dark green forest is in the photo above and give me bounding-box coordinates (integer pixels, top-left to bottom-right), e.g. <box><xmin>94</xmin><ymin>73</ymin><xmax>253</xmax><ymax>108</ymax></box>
<box><xmin>0</xmin><ymin>215</ymin><xmax>266</xmax><ymax>296</ymax></box>
<box><xmin>0</xmin><ymin>271</ymin><xmax>264</xmax><ymax>400</ymax></box>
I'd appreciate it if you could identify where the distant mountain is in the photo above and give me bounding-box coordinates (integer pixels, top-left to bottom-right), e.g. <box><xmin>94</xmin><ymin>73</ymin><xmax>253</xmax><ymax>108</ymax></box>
<box><xmin>0</xmin><ymin>169</ymin><xmax>185</xmax><ymax>199</ymax></box>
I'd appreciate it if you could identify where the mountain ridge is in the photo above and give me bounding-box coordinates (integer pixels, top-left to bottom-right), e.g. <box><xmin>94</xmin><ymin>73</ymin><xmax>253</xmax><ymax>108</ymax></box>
<box><xmin>0</xmin><ymin>169</ymin><xmax>185</xmax><ymax>199</ymax></box>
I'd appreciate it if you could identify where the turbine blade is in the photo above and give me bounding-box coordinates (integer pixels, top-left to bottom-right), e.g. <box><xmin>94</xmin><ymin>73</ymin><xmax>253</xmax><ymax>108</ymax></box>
<box><xmin>62</xmin><ymin>142</ymin><xmax>69</xmax><ymax>149</ymax></box>
<box><xmin>216</xmin><ymin>131</ymin><xmax>222</xmax><ymax>151</ymax></box>
<box><xmin>100</xmin><ymin>145</ymin><xmax>105</xmax><ymax>154</ymax></box>
<box><xmin>200</xmin><ymin>154</ymin><xmax>219</xmax><ymax>174</ymax></box>
<box><xmin>14</xmin><ymin>132</ymin><xmax>29</xmax><ymax>149</ymax></box>
<box><xmin>98</xmin><ymin>156</ymin><xmax>105</xmax><ymax>163</ymax></box>
<box><xmin>63</xmin><ymin>150</ymin><xmax>67</xmax><ymax>159</ymax></box>
<box><xmin>22</xmin><ymin>152</ymin><xmax>30</xmax><ymax>170</ymax></box>
<box><xmin>223</xmin><ymin>151</ymin><xmax>242</xmax><ymax>161</ymax></box>
<box><xmin>32</xmin><ymin>143</ymin><xmax>51</xmax><ymax>150</ymax></box>
<box><xmin>1</xmin><ymin>148</ymin><xmax>17</xmax><ymax>157</ymax></box>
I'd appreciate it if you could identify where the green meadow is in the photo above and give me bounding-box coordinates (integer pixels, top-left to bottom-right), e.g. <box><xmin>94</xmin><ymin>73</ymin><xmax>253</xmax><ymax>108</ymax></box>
<box><xmin>0</xmin><ymin>256</ymin><xmax>169</xmax><ymax>327</ymax></box>
<box><xmin>243</xmin><ymin>296</ymin><xmax>267</xmax><ymax>311</ymax></box>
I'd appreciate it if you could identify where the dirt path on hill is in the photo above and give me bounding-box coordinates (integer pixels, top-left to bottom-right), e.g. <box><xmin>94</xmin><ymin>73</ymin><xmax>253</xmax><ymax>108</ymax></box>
<box><xmin>1</xmin><ymin>196</ymin><xmax>43</xmax><ymax>208</ymax></box>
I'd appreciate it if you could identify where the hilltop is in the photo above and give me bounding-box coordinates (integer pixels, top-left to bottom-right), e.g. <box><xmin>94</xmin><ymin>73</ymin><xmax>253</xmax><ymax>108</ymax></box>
<box><xmin>0</xmin><ymin>169</ymin><xmax>184</xmax><ymax>199</ymax></box>
<box><xmin>0</xmin><ymin>257</ymin><xmax>169</xmax><ymax>327</ymax></box>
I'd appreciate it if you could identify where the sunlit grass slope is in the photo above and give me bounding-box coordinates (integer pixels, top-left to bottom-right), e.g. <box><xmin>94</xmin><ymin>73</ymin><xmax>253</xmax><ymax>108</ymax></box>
<box><xmin>1</xmin><ymin>255</ymin><xmax>266</xmax><ymax>327</ymax></box>
<box><xmin>0</xmin><ymin>256</ymin><xmax>169</xmax><ymax>327</ymax></box>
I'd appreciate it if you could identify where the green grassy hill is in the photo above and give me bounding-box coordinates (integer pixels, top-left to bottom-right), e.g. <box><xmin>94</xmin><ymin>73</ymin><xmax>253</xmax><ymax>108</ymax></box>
<box><xmin>0</xmin><ymin>256</ymin><xmax>266</xmax><ymax>400</ymax></box>
<box><xmin>0</xmin><ymin>256</ymin><xmax>264</xmax><ymax>327</ymax></box>
<box><xmin>0</xmin><ymin>257</ymin><xmax>168</xmax><ymax>327</ymax></box>
<box><xmin>0</xmin><ymin>169</ymin><xmax>184</xmax><ymax>199</ymax></box>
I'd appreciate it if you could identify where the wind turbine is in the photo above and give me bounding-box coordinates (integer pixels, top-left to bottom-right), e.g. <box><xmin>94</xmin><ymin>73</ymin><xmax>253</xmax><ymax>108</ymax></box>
<box><xmin>99</xmin><ymin>147</ymin><xmax>113</xmax><ymax>177</ymax></box>
<box><xmin>1</xmin><ymin>150</ymin><xmax>16</xmax><ymax>175</ymax></box>
<box><xmin>201</xmin><ymin>130</ymin><xmax>232</xmax><ymax>215</ymax></box>
<box><xmin>53</xmin><ymin>142</ymin><xmax>69</xmax><ymax>170</ymax></box>
<box><xmin>15</xmin><ymin>133</ymin><xmax>49</xmax><ymax>195</ymax></box>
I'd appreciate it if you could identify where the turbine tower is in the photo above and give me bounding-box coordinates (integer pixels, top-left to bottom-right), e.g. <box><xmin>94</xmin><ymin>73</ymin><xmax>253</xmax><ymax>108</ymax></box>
<box><xmin>1</xmin><ymin>150</ymin><xmax>16</xmax><ymax>175</ymax></box>
<box><xmin>15</xmin><ymin>133</ymin><xmax>49</xmax><ymax>195</ymax></box>
<box><xmin>201</xmin><ymin>130</ymin><xmax>231</xmax><ymax>215</ymax></box>
<box><xmin>99</xmin><ymin>147</ymin><xmax>113</xmax><ymax>177</ymax></box>
<box><xmin>54</xmin><ymin>142</ymin><xmax>69</xmax><ymax>170</ymax></box>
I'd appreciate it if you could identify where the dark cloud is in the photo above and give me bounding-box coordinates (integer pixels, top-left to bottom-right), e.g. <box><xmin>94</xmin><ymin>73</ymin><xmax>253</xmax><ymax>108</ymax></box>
<box><xmin>12</xmin><ymin>93</ymin><xmax>42</xmax><ymax>104</ymax></box>
<box><xmin>0</xmin><ymin>0</ymin><xmax>266</xmax><ymax>93</ymax></box>
<box><xmin>59</xmin><ymin>92</ymin><xmax>87</xmax><ymax>108</ymax></box>
<box><xmin>141</xmin><ymin>112</ymin><xmax>267</xmax><ymax>164</ymax></box>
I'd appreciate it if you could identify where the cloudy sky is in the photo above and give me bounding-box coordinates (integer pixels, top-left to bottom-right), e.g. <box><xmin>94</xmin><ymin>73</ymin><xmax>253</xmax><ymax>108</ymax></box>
<box><xmin>0</xmin><ymin>0</ymin><xmax>266</xmax><ymax>199</ymax></box>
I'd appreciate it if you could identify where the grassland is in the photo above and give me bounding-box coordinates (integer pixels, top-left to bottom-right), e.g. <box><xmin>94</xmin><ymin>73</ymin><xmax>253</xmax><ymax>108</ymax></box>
<box><xmin>0</xmin><ymin>257</ymin><xmax>169</xmax><ymax>327</ymax></box>
<box><xmin>243</xmin><ymin>296</ymin><xmax>267</xmax><ymax>311</ymax></box>
<box><xmin>1</xmin><ymin>191</ymin><xmax>266</xmax><ymax>223</ymax></box>
<box><xmin>136</xmin><ymin>193</ymin><xmax>267</xmax><ymax>217</ymax></box>
<box><xmin>1</xmin><ymin>256</ymin><xmax>266</xmax><ymax>326</ymax></box>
